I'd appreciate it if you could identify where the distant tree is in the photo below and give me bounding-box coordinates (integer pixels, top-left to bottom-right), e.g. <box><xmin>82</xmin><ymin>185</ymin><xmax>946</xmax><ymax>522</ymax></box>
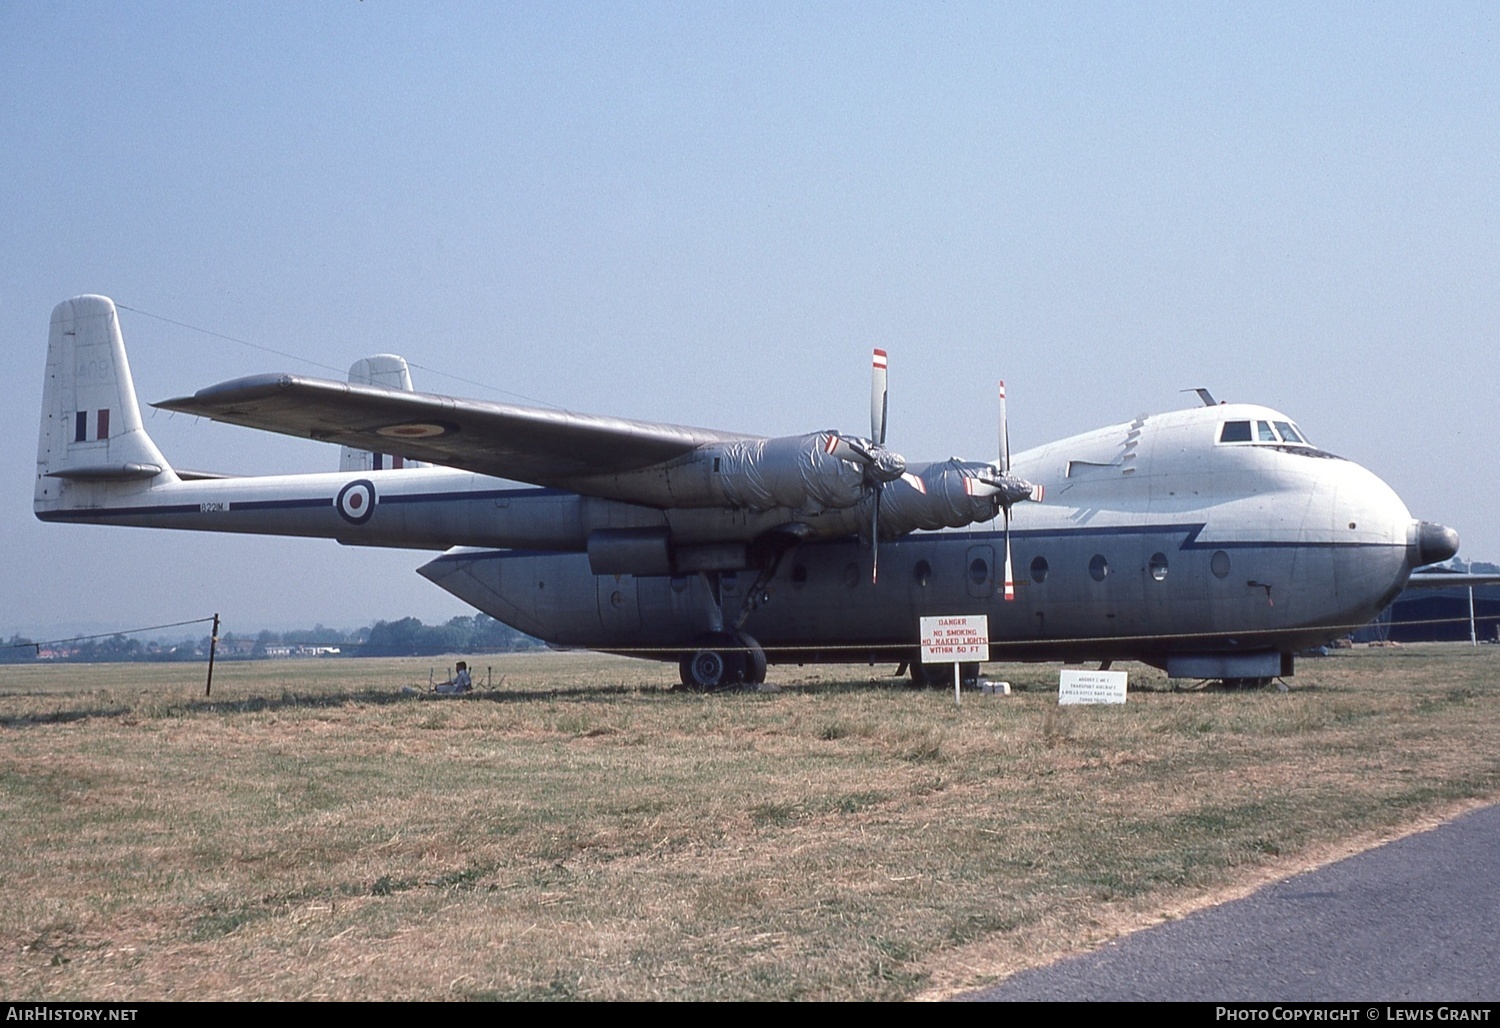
<box><xmin>1</xmin><ymin>635</ymin><xmax>38</xmax><ymax>664</ymax></box>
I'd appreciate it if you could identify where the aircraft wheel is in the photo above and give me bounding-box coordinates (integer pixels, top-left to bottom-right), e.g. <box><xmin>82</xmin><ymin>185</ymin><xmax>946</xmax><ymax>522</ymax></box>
<box><xmin>737</xmin><ymin>632</ymin><xmax>768</xmax><ymax>685</ymax></box>
<box><xmin>911</xmin><ymin>660</ymin><xmax>979</xmax><ymax>689</ymax></box>
<box><xmin>679</xmin><ymin>633</ymin><xmax>748</xmax><ymax>691</ymax></box>
<box><xmin>908</xmin><ymin>658</ymin><xmax>935</xmax><ymax>688</ymax></box>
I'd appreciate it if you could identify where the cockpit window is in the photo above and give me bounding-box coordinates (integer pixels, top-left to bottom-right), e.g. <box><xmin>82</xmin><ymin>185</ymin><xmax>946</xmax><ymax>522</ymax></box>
<box><xmin>1275</xmin><ymin>421</ymin><xmax>1306</xmax><ymax>444</ymax></box>
<box><xmin>1220</xmin><ymin>418</ymin><xmax>1315</xmax><ymax>447</ymax></box>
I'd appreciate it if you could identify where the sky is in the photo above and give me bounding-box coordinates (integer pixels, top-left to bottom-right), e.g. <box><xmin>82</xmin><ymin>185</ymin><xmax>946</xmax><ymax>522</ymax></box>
<box><xmin>2</xmin><ymin>2</ymin><xmax>1496</xmax><ymax>639</ymax></box>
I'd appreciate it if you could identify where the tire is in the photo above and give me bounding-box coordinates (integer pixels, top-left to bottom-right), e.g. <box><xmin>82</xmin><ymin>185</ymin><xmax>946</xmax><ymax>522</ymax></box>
<box><xmin>910</xmin><ymin>660</ymin><xmax>978</xmax><ymax>689</ymax></box>
<box><xmin>678</xmin><ymin>632</ymin><xmax>749</xmax><ymax>690</ymax></box>
<box><xmin>737</xmin><ymin>632</ymin><xmax>767</xmax><ymax>685</ymax></box>
<box><xmin>910</xmin><ymin>657</ymin><xmax>952</xmax><ymax>689</ymax></box>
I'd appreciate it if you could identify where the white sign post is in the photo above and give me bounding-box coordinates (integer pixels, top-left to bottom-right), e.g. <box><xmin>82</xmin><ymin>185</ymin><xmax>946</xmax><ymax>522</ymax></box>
<box><xmin>919</xmin><ymin>614</ymin><xmax>990</xmax><ymax>706</ymax></box>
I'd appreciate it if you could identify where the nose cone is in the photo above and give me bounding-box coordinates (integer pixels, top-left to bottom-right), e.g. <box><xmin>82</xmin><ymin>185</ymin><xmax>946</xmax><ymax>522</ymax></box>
<box><xmin>1415</xmin><ymin>521</ymin><xmax>1460</xmax><ymax>567</ymax></box>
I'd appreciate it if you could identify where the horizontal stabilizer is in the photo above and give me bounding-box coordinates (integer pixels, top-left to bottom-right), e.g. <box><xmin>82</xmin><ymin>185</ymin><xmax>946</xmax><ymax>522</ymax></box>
<box><xmin>46</xmin><ymin>462</ymin><xmax>163</xmax><ymax>481</ymax></box>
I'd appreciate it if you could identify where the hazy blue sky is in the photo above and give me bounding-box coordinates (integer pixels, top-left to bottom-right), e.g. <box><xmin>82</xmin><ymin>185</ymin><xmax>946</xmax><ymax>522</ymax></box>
<box><xmin>3</xmin><ymin>2</ymin><xmax>1496</xmax><ymax>638</ymax></box>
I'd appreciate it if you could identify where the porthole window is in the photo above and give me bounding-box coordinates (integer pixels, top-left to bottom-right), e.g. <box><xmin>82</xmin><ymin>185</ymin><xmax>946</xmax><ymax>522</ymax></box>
<box><xmin>1149</xmin><ymin>552</ymin><xmax>1169</xmax><ymax>582</ymax></box>
<box><xmin>670</xmin><ymin>575</ymin><xmax>688</xmax><ymax>594</ymax></box>
<box><xmin>1030</xmin><ymin>555</ymin><xmax>1049</xmax><ymax>584</ymax></box>
<box><xmin>843</xmin><ymin>561</ymin><xmax>861</xmax><ymax>589</ymax></box>
<box><xmin>1089</xmin><ymin>554</ymin><xmax>1109</xmax><ymax>582</ymax></box>
<box><xmin>913</xmin><ymin>559</ymin><xmax>932</xmax><ymax>587</ymax></box>
<box><xmin>969</xmin><ymin>557</ymin><xmax>989</xmax><ymax>586</ymax></box>
<box><xmin>1211</xmin><ymin>550</ymin><xmax>1231</xmax><ymax>579</ymax></box>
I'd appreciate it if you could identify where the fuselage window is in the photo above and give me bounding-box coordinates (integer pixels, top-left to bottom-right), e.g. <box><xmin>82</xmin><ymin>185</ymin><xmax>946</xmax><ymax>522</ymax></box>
<box><xmin>1030</xmin><ymin>555</ymin><xmax>1049</xmax><ymax>583</ymax></box>
<box><xmin>1220</xmin><ymin>421</ymin><xmax>1252</xmax><ymax>443</ymax></box>
<box><xmin>1149</xmin><ymin>552</ymin><xmax>1169</xmax><ymax>581</ymax></box>
<box><xmin>843</xmin><ymin>562</ymin><xmax>860</xmax><ymax>589</ymax></box>
<box><xmin>670</xmin><ymin>575</ymin><xmax>688</xmax><ymax>594</ymax></box>
<box><xmin>1089</xmin><ymin>554</ymin><xmax>1109</xmax><ymax>582</ymax></box>
<box><xmin>969</xmin><ymin>557</ymin><xmax>989</xmax><ymax>586</ymax></box>
<box><xmin>914</xmin><ymin>559</ymin><xmax>932</xmax><ymax>587</ymax></box>
<box><xmin>1211</xmin><ymin>550</ymin><xmax>1231</xmax><ymax>579</ymax></box>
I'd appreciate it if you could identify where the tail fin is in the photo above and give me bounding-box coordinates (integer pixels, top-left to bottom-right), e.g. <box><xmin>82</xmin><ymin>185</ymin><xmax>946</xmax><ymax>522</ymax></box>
<box><xmin>35</xmin><ymin>296</ymin><xmax>176</xmax><ymax>513</ymax></box>
<box><xmin>338</xmin><ymin>354</ymin><xmax>426</xmax><ymax>472</ymax></box>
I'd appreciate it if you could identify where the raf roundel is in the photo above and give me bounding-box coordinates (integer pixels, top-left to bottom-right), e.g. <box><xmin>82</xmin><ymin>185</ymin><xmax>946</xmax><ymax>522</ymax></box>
<box><xmin>336</xmin><ymin>479</ymin><xmax>377</xmax><ymax>525</ymax></box>
<box><xmin>375</xmin><ymin>421</ymin><xmax>453</xmax><ymax>440</ymax></box>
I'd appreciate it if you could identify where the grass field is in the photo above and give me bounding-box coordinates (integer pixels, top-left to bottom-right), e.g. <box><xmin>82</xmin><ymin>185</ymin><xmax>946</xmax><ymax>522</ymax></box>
<box><xmin>2</xmin><ymin>645</ymin><xmax>1497</xmax><ymax>1001</ymax></box>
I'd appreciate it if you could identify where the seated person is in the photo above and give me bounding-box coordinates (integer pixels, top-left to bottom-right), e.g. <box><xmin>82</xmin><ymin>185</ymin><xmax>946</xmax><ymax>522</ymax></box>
<box><xmin>434</xmin><ymin>660</ymin><xmax>473</xmax><ymax>694</ymax></box>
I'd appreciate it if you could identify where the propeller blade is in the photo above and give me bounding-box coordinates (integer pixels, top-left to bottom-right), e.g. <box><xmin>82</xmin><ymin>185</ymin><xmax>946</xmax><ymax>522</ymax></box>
<box><xmin>998</xmin><ymin>380</ymin><xmax>1010</xmax><ymax>474</ymax></box>
<box><xmin>869</xmin><ymin>348</ymin><xmax>890</xmax><ymax>583</ymax></box>
<box><xmin>1003</xmin><ymin>507</ymin><xmax>1016</xmax><ymax>602</ymax></box>
<box><xmin>823</xmin><ymin>432</ymin><xmax>870</xmax><ymax>462</ymax></box>
<box><xmin>823</xmin><ymin>430</ymin><xmax>905</xmax><ymax>482</ymax></box>
<box><xmin>964</xmin><ymin>466</ymin><xmax>1040</xmax><ymax>507</ymax></box>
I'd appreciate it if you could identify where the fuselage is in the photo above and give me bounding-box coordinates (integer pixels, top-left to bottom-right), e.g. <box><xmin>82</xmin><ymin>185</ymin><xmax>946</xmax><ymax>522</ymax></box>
<box><xmin>413</xmin><ymin>403</ymin><xmax>1432</xmax><ymax>669</ymax></box>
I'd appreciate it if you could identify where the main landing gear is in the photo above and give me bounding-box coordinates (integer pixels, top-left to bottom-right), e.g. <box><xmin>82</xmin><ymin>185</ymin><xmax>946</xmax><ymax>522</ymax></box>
<box><xmin>674</xmin><ymin>552</ymin><xmax>788</xmax><ymax>692</ymax></box>
<box><xmin>903</xmin><ymin>657</ymin><xmax>980</xmax><ymax>690</ymax></box>
<box><xmin>678</xmin><ymin>631</ymin><xmax>767</xmax><ymax>690</ymax></box>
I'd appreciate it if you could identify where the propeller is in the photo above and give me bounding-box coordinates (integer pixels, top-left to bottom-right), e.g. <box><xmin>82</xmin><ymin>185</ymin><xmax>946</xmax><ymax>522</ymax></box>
<box><xmin>958</xmin><ymin>380</ymin><xmax>1045</xmax><ymax>601</ymax></box>
<box><xmin>822</xmin><ymin>349</ymin><xmax>904</xmax><ymax>583</ymax></box>
<box><xmin>824</xmin><ymin>358</ymin><xmax>1041</xmax><ymax>590</ymax></box>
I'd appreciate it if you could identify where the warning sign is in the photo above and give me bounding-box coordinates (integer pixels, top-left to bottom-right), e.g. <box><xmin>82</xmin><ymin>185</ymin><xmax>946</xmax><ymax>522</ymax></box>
<box><xmin>919</xmin><ymin>615</ymin><xmax>990</xmax><ymax>661</ymax></box>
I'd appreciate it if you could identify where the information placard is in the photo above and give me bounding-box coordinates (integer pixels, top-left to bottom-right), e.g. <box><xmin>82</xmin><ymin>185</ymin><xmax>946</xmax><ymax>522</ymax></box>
<box><xmin>1058</xmin><ymin>669</ymin><xmax>1128</xmax><ymax>705</ymax></box>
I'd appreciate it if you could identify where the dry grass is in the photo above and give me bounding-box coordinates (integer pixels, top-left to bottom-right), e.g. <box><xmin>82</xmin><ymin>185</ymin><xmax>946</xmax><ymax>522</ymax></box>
<box><xmin>1</xmin><ymin>645</ymin><xmax>1497</xmax><ymax>1000</ymax></box>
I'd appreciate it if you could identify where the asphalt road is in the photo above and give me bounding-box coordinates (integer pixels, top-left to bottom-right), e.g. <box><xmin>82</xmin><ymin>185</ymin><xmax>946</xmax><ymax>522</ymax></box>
<box><xmin>964</xmin><ymin>803</ymin><xmax>1500</xmax><ymax>1002</ymax></box>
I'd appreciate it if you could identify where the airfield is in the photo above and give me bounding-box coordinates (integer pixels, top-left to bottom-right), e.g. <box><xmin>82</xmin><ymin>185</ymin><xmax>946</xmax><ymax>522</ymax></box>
<box><xmin>2</xmin><ymin>644</ymin><xmax>1497</xmax><ymax>1001</ymax></box>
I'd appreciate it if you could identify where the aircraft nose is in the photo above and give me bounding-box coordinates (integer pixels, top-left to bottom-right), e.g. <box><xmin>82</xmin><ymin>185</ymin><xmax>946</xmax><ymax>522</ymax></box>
<box><xmin>1414</xmin><ymin>521</ymin><xmax>1460</xmax><ymax>567</ymax></box>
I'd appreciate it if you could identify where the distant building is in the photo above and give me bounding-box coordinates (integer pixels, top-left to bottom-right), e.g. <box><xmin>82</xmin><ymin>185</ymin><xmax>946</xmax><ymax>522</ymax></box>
<box><xmin>1359</xmin><ymin>564</ymin><xmax>1500</xmax><ymax>644</ymax></box>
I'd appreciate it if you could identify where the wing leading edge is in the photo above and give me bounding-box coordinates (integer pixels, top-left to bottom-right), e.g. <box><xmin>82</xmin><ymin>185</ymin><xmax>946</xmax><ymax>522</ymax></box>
<box><xmin>156</xmin><ymin>373</ymin><xmax>756</xmax><ymax>487</ymax></box>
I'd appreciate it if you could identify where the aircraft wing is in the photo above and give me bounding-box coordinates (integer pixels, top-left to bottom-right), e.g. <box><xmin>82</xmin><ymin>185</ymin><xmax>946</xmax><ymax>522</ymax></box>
<box><xmin>155</xmin><ymin>373</ymin><xmax>757</xmax><ymax>485</ymax></box>
<box><xmin>1402</xmin><ymin>573</ymin><xmax>1500</xmax><ymax>589</ymax></box>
